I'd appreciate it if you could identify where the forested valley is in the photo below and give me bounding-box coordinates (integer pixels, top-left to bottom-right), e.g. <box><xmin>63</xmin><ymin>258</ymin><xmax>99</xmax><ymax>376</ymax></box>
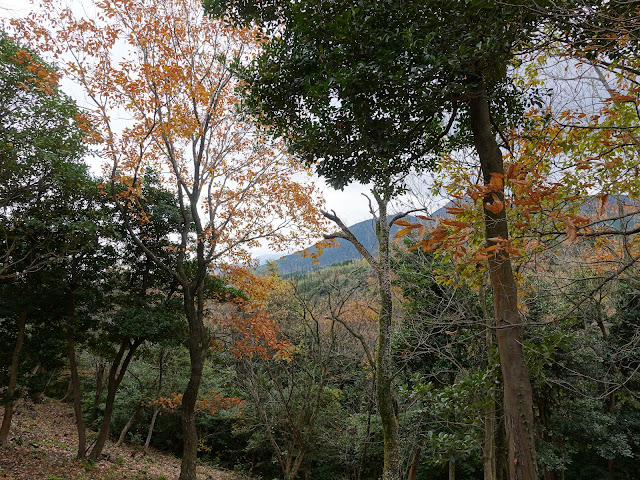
<box><xmin>2</xmin><ymin>1</ymin><xmax>640</xmax><ymax>479</ymax></box>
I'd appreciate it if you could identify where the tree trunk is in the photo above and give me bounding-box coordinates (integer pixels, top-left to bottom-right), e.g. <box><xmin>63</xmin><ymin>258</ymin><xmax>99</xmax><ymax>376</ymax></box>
<box><xmin>116</xmin><ymin>402</ymin><xmax>143</xmax><ymax>447</ymax></box>
<box><xmin>66</xmin><ymin>327</ymin><xmax>87</xmax><ymax>458</ymax></box>
<box><xmin>449</xmin><ymin>458</ymin><xmax>455</xmax><ymax>480</ymax></box>
<box><xmin>144</xmin><ymin>405</ymin><xmax>160</xmax><ymax>450</ymax></box>
<box><xmin>407</xmin><ymin>447</ymin><xmax>421</xmax><ymax>480</ymax></box>
<box><xmin>0</xmin><ymin>310</ymin><xmax>26</xmax><ymax>447</ymax></box>
<box><xmin>89</xmin><ymin>338</ymin><xmax>141</xmax><ymax>461</ymax></box>
<box><xmin>374</xmin><ymin>197</ymin><xmax>400</xmax><ymax>480</ymax></box>
<box><xmin>322</xmin><ymin>195</ymin><xmax>400</xmax><ymax>480</ymax></box>
<box><xmin>60</xmin><ymin>379</ymin><xmax>73</xmax><ymax>403</ymax></box>
<box><xmin>469</xmin><ymin>89</ymin><xmax>537</xmax><ymax>480</ymax></box>
<box><xmin>178</xmin><ymin>289</ymin><xmax>207</xmax><ymax>480</ymax></box>
<box><xmin>90</xmin><ymin>361</ymin><xmax>106</xmax><ymax>423</ymax></box>
<box><xmin>481</xmin><ymin>284</ymin><xmax>497</xmax><ymax>480</ymax></box>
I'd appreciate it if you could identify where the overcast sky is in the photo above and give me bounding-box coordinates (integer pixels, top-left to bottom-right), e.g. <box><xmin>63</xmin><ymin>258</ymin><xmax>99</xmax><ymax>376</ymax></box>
<box><xmin>2</xmin><ymin>0</ymin><xmax>407</xmax><ymax>259</ymax></box>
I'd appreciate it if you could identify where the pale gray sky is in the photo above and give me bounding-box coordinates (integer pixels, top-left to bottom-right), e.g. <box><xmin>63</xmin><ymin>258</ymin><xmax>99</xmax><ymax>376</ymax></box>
<box><xmin>1</xmin><ymin>0</ymin><xmax>395</xmax><ymax>259</ymax></box>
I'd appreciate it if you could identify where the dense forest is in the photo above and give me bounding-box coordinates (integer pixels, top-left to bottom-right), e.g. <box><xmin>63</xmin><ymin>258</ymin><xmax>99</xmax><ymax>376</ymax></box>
<box><xmin>1</xmin><ymin>1</ymin><xmax>640</xmax><ymax>479</ymax></box>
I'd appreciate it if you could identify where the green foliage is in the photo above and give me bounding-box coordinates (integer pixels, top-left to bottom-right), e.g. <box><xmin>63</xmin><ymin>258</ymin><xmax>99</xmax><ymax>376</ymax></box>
<box><xmin>0</xmin><ymin>32</ymin><xmax>89</xmax><ymax>279</ymax></box>
<box><xmin>207</xmin><ymin>0</ymin><xmax>544</xmax><ymax>194</ymax></box>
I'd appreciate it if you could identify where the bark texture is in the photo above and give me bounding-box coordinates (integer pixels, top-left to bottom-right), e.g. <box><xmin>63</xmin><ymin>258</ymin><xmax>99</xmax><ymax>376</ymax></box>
<box><xmin>323</xmin><ymin>193</ymin><xmax>400</xmax><ymax>480</ymax></box>
<box><xmin>178</xmin><ymin>287</ymin><xmax>207</xmax><ymax>480</ymax></box>
<box><xmin>89</xmin><ymin>338</ymin><xmax>142</xmax><ymax>461</ymax></box>
<box><xmin>66</xmin><ymin>328</ymin><xmax>87</xmax><ymax>458</ymax></box>
<box><xmin>469</xmin><ymin>89</ymin><xmax>537</xmax><ymax>480</ymax></box>
<box><xmin>0</xmin><ymin>311</ymin><xmax>26</xmax><ymax>447</ymax></box>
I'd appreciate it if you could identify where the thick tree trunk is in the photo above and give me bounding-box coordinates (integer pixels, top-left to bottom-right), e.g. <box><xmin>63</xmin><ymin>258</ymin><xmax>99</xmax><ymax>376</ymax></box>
<box><xmin>179</xmin><ymin>289</ymin><xmax>207</xmax><ymax>480</ymax></box>
<box><xmin>469</xmin><ymin>90</ymin><xmax>537</xmax><ymax>480</ymax></box>
<box><xmin>0</xmin><ymin>311</ymin><xmax>26</xmax><ymax>447</ymax></box>
<box><xmin>66</xmin><ymin>327</ymin><xmax>87</xmax><ymax>458</ymax></box>
<box><xmin>89</xmin><ymin>339</ymin><xmax>141</xmax><ymax>461</ymax></box>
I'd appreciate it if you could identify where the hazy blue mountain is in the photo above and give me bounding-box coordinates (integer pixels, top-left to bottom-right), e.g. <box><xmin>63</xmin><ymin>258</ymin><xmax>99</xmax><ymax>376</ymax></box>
<box><xmin>267</xmin><ymin>206</ymin><xmax>448</xmax><ymax>275</ymax></box>
<box><xmin>263</xmin><ymin>194</ymin><xmax>640</xmax><ymax>276</ymax></box>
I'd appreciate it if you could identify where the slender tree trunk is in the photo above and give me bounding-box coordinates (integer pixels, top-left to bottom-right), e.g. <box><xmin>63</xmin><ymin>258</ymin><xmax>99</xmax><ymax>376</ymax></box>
<box><xmin>116</xmin><ymin>402</ymin><xmax>143</xmax><ymax>447</ymax></box>
<box><xmin>407</xmin><ymin>447</ymin><xmax>421</xmax><ymax>480</ymax></box>
<box><xmin>60</xmin><ymin>379</ymin><xmax>73</xmax><ymax>403</ymax></box>
<box><xmin>374</xmin><ymin>197</ymin><xmax>400</xmax><ymax>480</ymax></box>
<box><xmin>145</xmin><ymin>405</ymin><xmax>160</xmax><ymax>450</ymax></box>
<box><xmin>539</xmin><ymin>392</ymin><xmax>556</xmax><ymax>480</ymax></box>
<box><xmin>481</xmin><ymin>284</ymin><xmax>497</xmax><ymax>480</ymax></box>
<box><xmin>0</xmin><ymin>311</ymin><xmax>26</xmax><ymax>447</ymax></box>
<box><xmin>449</xmin><ymin>458</ymin><xmax>456</xmax><ymax>480</ymax></box>
<box><xmin>179</xmin><ymin>289</ymin><xmax>207</xmax><ymax>480</ymax></box>
<box><xmin>322</xmin><ymin>195</ymin><xmax>400</xmax><ymax>480</ymax></box>
<box><xmin>89</xmin><ymin>338</ymin><xmax>141</xmax><ymax>461</ymax></box>
<box><xmin>66</xmin><ymin>327</ymin><xmax>87</xmax><ymax>458</ymax></box>
<box><xmin>90</xmin><ymin>362</ymin><xmax>106</xmax><ymax>423</ymax></box>
<box><xmin>356</xmin><ymin>386</ymin><xmax>374</xmax><ymax>480</ymax></box>
<box><xmin>64</xmin><ymin>267</ymin><xmax>86</xmax><ymax>459</ymax></box>
<box><xmin>469</xmin><ymin>89</ymin><xmax>537</xmax><ymax>480</ymax></box>
<box><xmin>145</xmin><ymin>347</ymin><xmax>166</xmax><ymax>450</ymax></box>
<box><xmin>496</xmin><ymin>412</ymin><xmax>506</xmax><ymax>480</ymax></box>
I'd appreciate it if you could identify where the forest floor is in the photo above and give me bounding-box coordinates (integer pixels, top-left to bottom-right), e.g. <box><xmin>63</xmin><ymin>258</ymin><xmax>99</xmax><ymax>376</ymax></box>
<box><xmin>0</xmin><ymin>398</ymin><xmax>238</xmax><ymax>480</ymax></box>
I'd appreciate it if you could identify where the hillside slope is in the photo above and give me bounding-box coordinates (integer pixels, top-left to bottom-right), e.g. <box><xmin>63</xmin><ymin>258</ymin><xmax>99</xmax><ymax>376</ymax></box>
<box><xmin>0</xmin><ymin>399</ymin><xmax>237</xmax><ymax>480</ymax></box>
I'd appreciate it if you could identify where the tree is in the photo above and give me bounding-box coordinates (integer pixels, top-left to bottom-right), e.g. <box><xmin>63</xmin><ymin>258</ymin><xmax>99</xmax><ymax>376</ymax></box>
<box><xmin>13</xmin><ymin>1</ymin><xmax>324</xmax><ymax>478</ymax></box>
<box><xmin>205</xmin><ymin>1</ymin><xmax>545</xmax><ymax>478</ymax></box>
<box><xmin>0</xmin><ymin>33</ymin><xmax>90</xmax><ymax>448</ymax></box>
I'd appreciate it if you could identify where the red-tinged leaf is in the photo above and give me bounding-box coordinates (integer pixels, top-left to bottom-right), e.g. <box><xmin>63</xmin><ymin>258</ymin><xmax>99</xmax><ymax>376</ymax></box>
<box><xmin>442</xmin><ymin>218</ymin><xmax>469</xmax><ymax>228</ymax></box>
<box><xmin>394</xmin><ymin>220</ymin><xmax>414</xmax><ymax>227</ymax></box>
<box><xmin>490</xmin><ymin>175</ymin><xmax>503</xmax><ymax>190</ymax></box>
<box><xmin>487</xmin><ymin>236</ymin><xmax>506</xmax><ymax>243</ymax></box>
<box><xmin>416</xmin><ymin>215</ymin><xmax>433</xmax><ymax>221</ymax></box>
<box><xmin>445</xmin><ymin>206</ymin><xmax>469</xmax><ymax>215</ymax></box>
<box><xmin>482</xmin><ymin>244</ymin><xmax>502</xmax><ymax>253</ymax></box>
<box><xmin>599</xmin><ymin>193</ymin><xmax>609</xmax><ymax>215</ymax></box>
<box><xmin>485</xmin><ymin>198</ymin><xmax>504</xmax><ymax>214</ymax></box>
<box><xmin>607</xmin><ymin>94</ymin><xmax>637</xmax><ymax>103</ymax></box>
<box><xmin>505</xmin><ymin>163</ymin><xmax>517</xmax><ymax>178</ymax></box>
<box><xmin>473</xmin><ymin>251</ymin><xmax>490</xmax><ymax>262</ymax></box>
<box><xmin>568</xmin><ymin>213</ymin><xmax>590</xmax><ymax>225</ymax></box>
<box><xmin>505</xmin><ymin>245</ymin><xmax>521</xmax><ymax>256</ymax></box>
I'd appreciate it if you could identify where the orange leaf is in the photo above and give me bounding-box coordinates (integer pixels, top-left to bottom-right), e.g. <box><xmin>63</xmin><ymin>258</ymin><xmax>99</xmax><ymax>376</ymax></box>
<box><xmin>395</xmin><ymin>227</ymin><xmax>414</xmax><ymax>238</ymax></box>
<box><xmin>485</xmin><ymin>197</ymin><xmax>504</xmax><ymax>214</ymax></box>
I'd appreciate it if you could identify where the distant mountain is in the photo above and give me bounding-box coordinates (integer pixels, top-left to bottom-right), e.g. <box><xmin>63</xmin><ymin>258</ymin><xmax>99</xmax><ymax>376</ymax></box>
<box><xmin>265</xmin><ymin>194</ymin><xmax>640</xmax><ymax>276</ymax></box>
<box><xmin>268</xmin><ymin>206</ymin><xmax>448</xmax><ymax>276</ymax></box>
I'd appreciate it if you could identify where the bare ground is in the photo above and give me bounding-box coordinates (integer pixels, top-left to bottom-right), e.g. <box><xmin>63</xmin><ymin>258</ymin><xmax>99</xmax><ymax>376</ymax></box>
<box><xmin>0</xmin><ymin>399</ymin><xmax>238</xmax><ymax>480</ymax></box>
